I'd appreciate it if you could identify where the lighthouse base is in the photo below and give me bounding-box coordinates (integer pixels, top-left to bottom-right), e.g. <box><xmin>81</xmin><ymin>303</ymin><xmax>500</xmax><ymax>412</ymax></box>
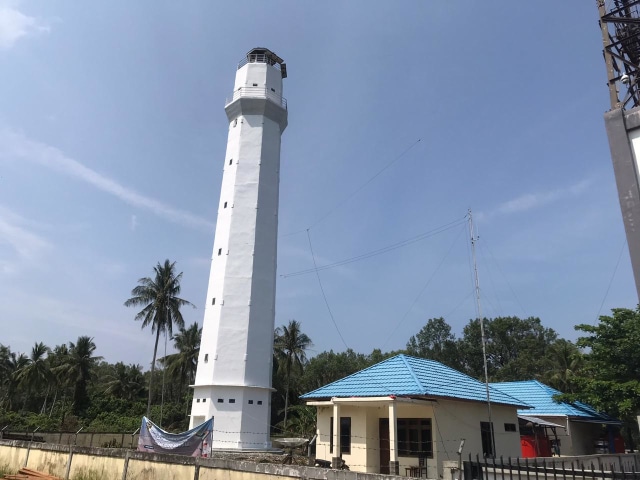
<box><xmin>190</xmin><ymin>385</ymin><xmax>273</xmax><ymax>451</ymax></box>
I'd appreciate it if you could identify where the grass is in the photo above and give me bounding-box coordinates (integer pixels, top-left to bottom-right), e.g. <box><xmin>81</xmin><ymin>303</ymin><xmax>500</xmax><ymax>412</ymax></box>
<box><xmin>71</xmin><ymin>468</ymin><xmax>103</xmax><ymax>480</ymax></box>
<box><xmin>0</xmin><ymin>463</ymin><xmax>14</xmax><ymax>477</ymax></box>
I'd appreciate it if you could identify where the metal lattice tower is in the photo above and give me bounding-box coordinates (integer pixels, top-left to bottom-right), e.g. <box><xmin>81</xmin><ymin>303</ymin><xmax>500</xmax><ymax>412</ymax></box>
<box><xmin>599</xmin><ymin>0</ymin><xmax>640</xmax><ymax>109</ymax></box>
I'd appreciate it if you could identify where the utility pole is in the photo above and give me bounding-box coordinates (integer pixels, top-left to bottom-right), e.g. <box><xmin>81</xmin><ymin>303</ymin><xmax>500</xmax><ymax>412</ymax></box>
<box><xmin>468</xmin><ymin>210</ymin><xmax>495</xmax><ymax>457</ymax></box>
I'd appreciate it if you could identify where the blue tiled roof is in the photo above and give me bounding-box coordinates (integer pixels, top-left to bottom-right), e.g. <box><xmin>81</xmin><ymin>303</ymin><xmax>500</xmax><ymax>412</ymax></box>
<box><xmin>301</xmin><ymin>354</ymin><xmax>529</xmax><ymax>408</ymax></box>
<box><xmin>489</xmin><ymin>380</ymin><xmax>618</xmax><ymax>422</ymax></box>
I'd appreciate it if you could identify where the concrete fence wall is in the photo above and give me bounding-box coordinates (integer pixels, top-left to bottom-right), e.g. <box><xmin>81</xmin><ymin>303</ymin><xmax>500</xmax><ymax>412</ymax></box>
<box><xmin>1</xmin><ymin>431</ymin><xmax>140</xmax><ymax>448</ymax></box>
<box><xmin>0</xmin><ymin>439</ymin><xmax>408</xmax><ymax>480</ymax></box>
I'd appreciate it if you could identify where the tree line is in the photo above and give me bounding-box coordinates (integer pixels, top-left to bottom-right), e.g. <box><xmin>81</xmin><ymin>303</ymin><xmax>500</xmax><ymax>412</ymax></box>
<box><xmin>1</xmin><ymin>259</ymin><xmax>638</xmax><ymax>448</ymax></box>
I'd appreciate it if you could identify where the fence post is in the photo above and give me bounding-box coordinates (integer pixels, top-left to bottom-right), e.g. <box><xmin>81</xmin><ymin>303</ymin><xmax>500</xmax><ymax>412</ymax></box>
<box><xmin>23</xmin><ymin>426</ymin><xmax>40</xmax><ymax>468</ymax></box>
<box><xmin>194</xmin><ymin>456</ymin><xmax>200</xmax><ymax>480</ymax></box>
<box><xmin>121</xmin><ymin>449</ymin><xmax>130</xmax><ymax>480</ymax></box>
<box><xmin>64</xmin><ymin>445</ymin><xmax>74</xmax><ymax>480</ymax></box>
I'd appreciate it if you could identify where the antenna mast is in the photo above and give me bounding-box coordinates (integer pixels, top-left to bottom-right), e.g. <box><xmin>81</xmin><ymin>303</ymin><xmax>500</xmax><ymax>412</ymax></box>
<box><xmin>468</xmin><ymin>210</ymin><xmax>495</xmax><ymax>457</ymax></box>
<box><xmin>598</xmin><ymin>0</ymin><xmax>640</xmax><ymax>109</ymax></box>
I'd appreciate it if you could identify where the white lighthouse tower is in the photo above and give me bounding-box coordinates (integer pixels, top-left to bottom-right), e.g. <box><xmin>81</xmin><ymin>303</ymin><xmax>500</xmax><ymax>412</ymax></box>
<box><xmin>190</xmin><ymin>48</ymin><xmax>288</xmax><ymax>450</ymax></box>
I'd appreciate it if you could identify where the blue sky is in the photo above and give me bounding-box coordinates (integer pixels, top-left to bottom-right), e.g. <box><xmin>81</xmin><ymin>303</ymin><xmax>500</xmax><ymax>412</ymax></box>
<box><xmin>1</xmin><ymin>1</ymin><xmax>636</xmax><ymax>367</ymax></box>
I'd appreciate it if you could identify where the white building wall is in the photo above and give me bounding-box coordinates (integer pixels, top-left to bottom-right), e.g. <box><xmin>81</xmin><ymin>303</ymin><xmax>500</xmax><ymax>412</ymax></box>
<box><xmin>191</xmin><ymin>51</ymin><xmax>287</xmax><ymax>450</ymax></box>
<box><xmin>432</xmin><ymin>400</ymin><xmax>521</xmax><ymax>465</ymax></box>
<box><xmin>314</xmin><ymin>400</ymin><xmax>521</xmax><ymax>477</ymax></box>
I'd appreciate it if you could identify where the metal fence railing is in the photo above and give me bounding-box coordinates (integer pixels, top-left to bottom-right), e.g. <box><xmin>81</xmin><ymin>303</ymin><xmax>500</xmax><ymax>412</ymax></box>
<box><xmin>237</xmin><ymin>54</ymin><xmax>283</xmax><ymax>70</ymax></box>
<box><xmin>463</xmin><ymin>454</ymin><xmax>640</xmax><ymax>480</ymax></box>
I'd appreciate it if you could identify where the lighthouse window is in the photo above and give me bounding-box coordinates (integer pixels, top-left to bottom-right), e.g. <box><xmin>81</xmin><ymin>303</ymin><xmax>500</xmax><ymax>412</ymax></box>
<box><xmin>271</xmin><ymin>88</ymin><xmax>275</xmax><ymax>92</ymax></box>
<box><xmin>204</xmin><ymin>354</ymin><xmax>209</xmax><ymax>363</ymax></box>
<box><xmin>233</xmin><ymin>119</ymin><xmax>237</xmax><ymax>127</ymax></box>
<box><xmin>211</xmin><ymin>298</ymin><xmax>215</xmax><ymax>305</ymax></box>
<box><xmin>257</xmin><ymin>401</ymin><xmax>263</xmax><ymax>405</ymax></box>
<box><xmin>248</xmin><ymin>400</ymin><xmax>254</xmax><ymax>405</ymax></box>
<box><xmin>203</xmin><ymin>398</ymin><xmax>206</xmax><ymax>403</ymax></box>
<box><xmin>252</xmin><ymin>83</ymin><xmax>258</xmax><ymax>86</ymax></box>
<box><xmin>217</xmin><ymin>399</ymin><xmax>224</xmax><ymax>403</ymax></box>
<box><xmin>197</xmin><ymin>399</ymin><xmax>201</xmax><ymax>403</ymax></box>
<box><xmin>229</xmin><ymin>159</ymin><xmax>232</xmax><ymax>165</ymax></box>
<box><xmin>224</xmin><ymin>202</ymin><xmax>227</xmax><ymax>208</ymax></box>
<box><xmin>218</xmin><ymin>248</ymin><xmax>222</xmax><ymax>256</ymax></box>
<box><xmin>229</xmin><ymin>399</ymin><xmax>236</xmax><ymax>404</ymax></box>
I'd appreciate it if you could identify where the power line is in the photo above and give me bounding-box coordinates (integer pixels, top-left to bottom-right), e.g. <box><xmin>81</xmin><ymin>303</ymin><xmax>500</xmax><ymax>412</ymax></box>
<box><xmin>593</xmin><ymin>236</ymin><xmax>628</xmax><ymax>325</ymax></box>
<box><xmin>281</xmin><ymin>216</ymin><xmax>467</xmax><ymax>278</ymax></box>
<box><xmin>381</xmin><ymin>222</ymin><xmax>468</xmax><ymax>350</ymax></box>
<box><xmin>480</xmin><ymin>240</ymin><xmax>528</xmax><ymax>319</ymax></box>
<box><xmin>306</xmin><ymin>229</ymin><xmax>349</xmax><ymax>350</ymax></box>
<box><xmin>279</xmin><ymin>138</ymin><xmax>423</xmax><ymax>238</ymax></box>
<box><xmin>308</xmin><ymin>138</ymin><xmax>422</xmax><ymax>230</ymax></box>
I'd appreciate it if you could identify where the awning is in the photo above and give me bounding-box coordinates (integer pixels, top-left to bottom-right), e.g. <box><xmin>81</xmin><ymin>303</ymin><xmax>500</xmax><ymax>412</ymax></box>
<box><xmin>518</xmin><ymin>415</ymin><xmax>566</xmax><ymax>429</ymax></box>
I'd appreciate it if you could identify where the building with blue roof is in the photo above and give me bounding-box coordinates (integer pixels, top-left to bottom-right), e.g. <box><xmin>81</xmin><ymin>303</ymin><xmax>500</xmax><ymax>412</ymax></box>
<box><xmin>490</xmin><ymin>380</ymin><xmax>623</xmax><ymax>456</ymax></box>
<box><xmin>301</xmin><ymin>354</ymin><xmax>529</xmax><ymax>477</ymax></box>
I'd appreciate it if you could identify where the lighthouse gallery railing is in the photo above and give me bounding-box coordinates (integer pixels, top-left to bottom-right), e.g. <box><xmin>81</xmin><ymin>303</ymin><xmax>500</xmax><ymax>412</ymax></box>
<box><xmin>225</xmin><ymin>87</ymin><xmax>287</xmax><ymax>109</ymax></box>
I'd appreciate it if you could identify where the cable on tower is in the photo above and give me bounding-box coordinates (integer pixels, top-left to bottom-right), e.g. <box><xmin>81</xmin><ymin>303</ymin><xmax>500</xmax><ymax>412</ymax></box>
<box><xmin>306</xmin><ymin>229</ymin><xmax>349</xmax><ymax>350</ymax></box>
<box><xmin>281</xmin><ymin>215</ymin><xmax>467</xmax><ymax>278</ymax></box>
<box><xmin>381</xmin><ymin>222</ymin><xmax>468</xmax><ymax>350</ymax></box>
<box><xmin>279</xmin><ymin>138</ymin><xmax>422</xmax><ymax>237</ymax></box>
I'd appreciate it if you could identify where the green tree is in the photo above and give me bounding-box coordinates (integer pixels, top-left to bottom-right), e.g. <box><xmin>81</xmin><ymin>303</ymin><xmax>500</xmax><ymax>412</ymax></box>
<box><xmin>300</xmin><ymin>349</ymin><xmax>369</xmax><ymax>393</ymax></box>
<box><xmin>0</xmin><ymin>345</ymin><xmax>13</xmax><ymax>408</ymax></box>
<box><xmin>2</xmin><ymin>351</ymin><xmax>28</xmax><ymax>410</ymax></box>
<box><xmin>406</xmin><ymin>317</ymin><xmax>461</xmax><ymax>369</ymax></box>
<box><xmin>124</xmin><ymin>259</ymin><xmax>195</xmax><ymax>419</ymax></box>
<box><xmin>160</xmin><ymin>322</ymin><xmax>201</xmax><ymax>404</ymax></box>
<box><xmin>15</xmin><ymin>342</ymin><xmax>52</xmax><ymax>411</ymax></box>
<box><xmin>103</xmin><ymin>362</ymin><xmax>145</xmax><ymax>401</ymax></box>
<box><xmin>47</xmin><ymin>344</ymin><xmax>71</xmax><ymax>418</ymax></box>
<box><xmin>276</xmin><ymin>404</ymin><xmax>316</xmax><ymax>442</ymax></box>
<box><xmin>458</xmin><ymin>316</ymin><xmax>558</xmax><ymax>381</ymax></box>
<box><xmin>274</xmin><ymin>320</ymin><xmax>312</xmax><ymax>428</ymax></box>
<box><xmin>569</xmin><ymin>308</ymin><xmax>640</xmax><ymax>422</ymax></box>
<box><xmin>540</xmin><ymin>339</ymin><xmax>583</xmax><ymax>393</ymax></box>
<box><xmin>60</xmin><ymin>336</ymin><xmax>102</xmax><ymax>415</ymax></box>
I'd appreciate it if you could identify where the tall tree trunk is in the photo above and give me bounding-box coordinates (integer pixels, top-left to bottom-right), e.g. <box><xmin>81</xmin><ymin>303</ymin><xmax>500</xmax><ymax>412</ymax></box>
<box><xmin>49</xmin><ymin>389</ymin><xmax>58</xmax><ymax>418</ymax></box>
<box><xmin>41</xmin><ymin>386</ymin><xmax>49</xmax><ymax>414</ymax></box>
<box><xmin>284</xmin><ymin>357</ymin><xmax>291</xmax><ymax>429</ymax></box>
<box><xmin>147</xmin><ymin>328</ymin><xmax>161</xmax><ymax>419</ymax></box>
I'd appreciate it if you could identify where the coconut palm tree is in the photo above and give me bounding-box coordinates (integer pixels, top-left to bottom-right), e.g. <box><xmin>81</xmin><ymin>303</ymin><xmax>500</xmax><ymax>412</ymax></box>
<box><xmin>103</xmin><ymin>362</ymin><xmax>145</xmax><ymax>401</ymax></box>
<box><xmin>0</xmin><ymin>347</ymin><xmax>27</xmax><ymax>410</ymax></box>
<box><xmin>60</xmin><ymin>336</ymin><xmax>102</xmax><ymax>415</ymax></box>
<box><xmin>274</xmin><ymin>320</ymin><xmax>312</xmax><ymax>429</ymax></box>
<box><xmin>0</xmin><ymin>345</ymin><xmax>12</xmax><ymax>395</ymax></box>
<box><xmin>160</xmin><ymin>322</ymin><xmax>201</xmax><ymax>401</ymax></box>
<box><xmin>124</xmin><ymin>259</ymin><xmax>195</xmax><ymax>418</ymax></box>
<box><xmin>47</xmin><ymin>344</ymin><xmax>70</xmax><ymax>417</ymax></box>
<box><xmin>542</xmin><ymin>339</ymin><xmax>584</xmax><ymax>393</ymax></box>
<box><xmin>15</xmin><ymin>342</ymin><xmax>52</xmax><ymax>410</ymax></box>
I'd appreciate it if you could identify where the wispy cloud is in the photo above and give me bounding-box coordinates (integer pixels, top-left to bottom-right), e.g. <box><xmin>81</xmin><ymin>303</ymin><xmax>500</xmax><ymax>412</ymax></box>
<box><xmin>479</xmin><ymin>177</ymin><xmax>594</xmax><ymax>220</ymax></box>
<box><xmin>0</xmin><ymin>129</ymin><xmax>214</xmax><ymax>231</ymax></box>
<box><xmin>0</xmin><ymin>1</ymin><xmax>50</xmax><ymax>50</ymax></box>
<box><xmin>0</xmin><ymin>205</ymin><xmax>52</xmax><ymax>273</ymax></box>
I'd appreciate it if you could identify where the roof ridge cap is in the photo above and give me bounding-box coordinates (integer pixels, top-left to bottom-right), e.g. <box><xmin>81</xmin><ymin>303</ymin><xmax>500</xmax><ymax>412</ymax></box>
<box><xmin>399</xmin><ymin>355</ymin><xmax>427</xmax><ymax>394</ymax></box>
